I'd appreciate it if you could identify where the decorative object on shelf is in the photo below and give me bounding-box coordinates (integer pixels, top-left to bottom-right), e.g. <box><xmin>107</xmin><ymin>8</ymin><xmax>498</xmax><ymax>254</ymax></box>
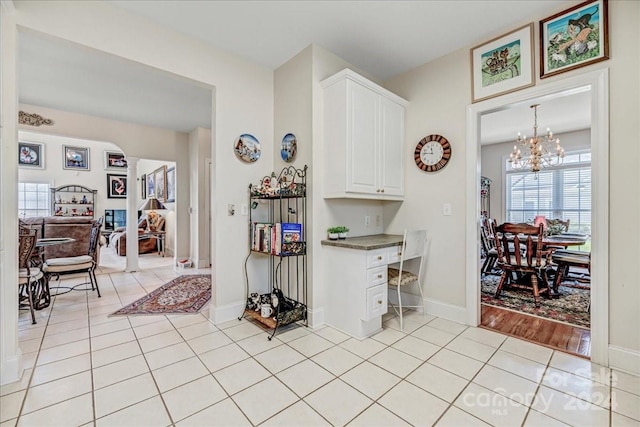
<box><xmin>280</xmin><ymin>133</ymin><xmax>297</xmax><ymax>163</ymax></box>
<box><xmin>471</xmin><ymin>23</ymin><xmax>534</xmax><ymax>103</ymax></box>
<box><xmin>140</xmin><ymin>174</ymin><xmax>147</xmax><ymax>199</ymax></box>
<box><xmin>234</xmin><ymin>133</ymin><xmax>261</xmax><ymax>163</ymax></box>
<box><xmin>540</xmin><ymin>0</ymin><xmax>608</xmax><ymax>79</ymax></box>
<box><xmin>104</xmin><ymin>150</ymin><xmax>127</xmax><ymax>170</ymax></box>
<box><xmin>18</xmin><ymin>111</ymin><xmax>54</xmax><ymax>127</ymax></box>
<box><xmin>481</xmin><ymin>176</ymin><xmax>491</xmax><ymax>218</ymax></box>
<box><xmin>414</xmin><ymin>134</ymin><xmax>452</xmax><ymax>172</ymax></box>
<box><xmin>63</xmin><ymin>145</ymin><xmax>90</xmax><ymax>170</ymax></box>
<box><xmin>166</xmin><ymin>167</ymin><xmax>176</xmax><ymax>203</ymax></box>
<box><xmin>508</xmin><ymin>104</ymin><xmax>565</xmax><ymax>177</ymax></box>
<box><xmin>18</xmin><ymin>141</ymin><xmax>44</xmax><ymax>169</ymax></box>
<box><xmin>327</xmin><ymin>227</ymin><xmax>340</xmax><ymax>240</ymax></box>
<box><xmin>51</xmin><ymin>185</ymin><xmax>96</xmax><ymax>218</ymax></box>
<box><xmin>107</xmin><ymin>174</ymin><xmax>127</xmax><ymax>198</ymax></box>
<box><xmin>153</xmin><ymin>165</ymin><xmax>167</xmax><ymax>202</ymax></box>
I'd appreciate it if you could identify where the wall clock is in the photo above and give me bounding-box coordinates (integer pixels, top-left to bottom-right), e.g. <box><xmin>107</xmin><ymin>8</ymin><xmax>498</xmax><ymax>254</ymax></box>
<box><xmin>414</xmin><ymin>134</ymin><xmax>452</xmax><ymax>172</ymax></box>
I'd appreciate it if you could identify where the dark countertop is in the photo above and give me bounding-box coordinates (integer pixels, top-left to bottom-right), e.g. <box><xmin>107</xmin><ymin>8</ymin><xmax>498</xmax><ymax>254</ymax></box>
<box><xmin>321</xmin><ymin>234</ymin><xmax>403</xmax><ymax>250</ymax></box>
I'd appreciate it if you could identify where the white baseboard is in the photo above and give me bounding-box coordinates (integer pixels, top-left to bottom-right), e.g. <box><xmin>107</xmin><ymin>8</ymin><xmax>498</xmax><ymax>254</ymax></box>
<box><xmin>307</xmin><ymin>307</ymin><xmax>324</xmax><ymax>329</ymax></box>
<box><xmin>0</xmin><ymin>352</ymin><xmax>22</xmax><ymax>386</ymax></box>
<box><xmin>389</xmin><ymin>291</ymin><xmax>467</xmax><ymax>324</ymax></box>
<box><xmin>609</xmin><ymin>345</ymin><xmax>640</xmax><ymax>375</ymax></box>
<box><xmin>209</xmin><ymin>301</ymin><xmax>245</xmax><ymax>325</ymax></box>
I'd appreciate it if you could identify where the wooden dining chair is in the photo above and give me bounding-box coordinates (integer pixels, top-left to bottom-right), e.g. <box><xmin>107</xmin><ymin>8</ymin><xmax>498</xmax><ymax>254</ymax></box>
<box><xmin>551</xmin><ymin>249</ymin><xmax>591</xmax><ymax>292</ymax></box>
<box><xmin>493</xmin><ymin>222</ymin><xmax>553</xmax><ymax>308</ymax></box>
<box><xmin>480</xmin><ymin>218</ymin><xmax>498</xmax><ymax>275</ymax></box>
<box><xmin>18</xmin><ymin>229</ymin><xmax>43</xmax><ymax>324</ymax></box>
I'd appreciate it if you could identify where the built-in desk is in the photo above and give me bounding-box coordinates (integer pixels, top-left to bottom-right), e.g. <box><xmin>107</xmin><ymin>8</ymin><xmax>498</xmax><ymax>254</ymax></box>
<box><xmin>321</xmin><ymin>234</ymin><xmax>403</xmax><ymax>339</ymax></box>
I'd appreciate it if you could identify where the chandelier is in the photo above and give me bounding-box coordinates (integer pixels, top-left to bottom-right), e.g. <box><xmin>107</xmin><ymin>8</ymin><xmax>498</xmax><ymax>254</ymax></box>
<box><xmin>508</xmin><ymin>104</ymin><xmax>565</xmax><ymax>176</ymax></box>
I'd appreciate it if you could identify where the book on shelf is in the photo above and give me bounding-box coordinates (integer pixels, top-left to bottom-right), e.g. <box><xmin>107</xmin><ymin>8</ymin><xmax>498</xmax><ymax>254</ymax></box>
<box><xmin>252</xmin><ymin>222</ymin><xmax>303</xmax><ymax>255</ymax></box>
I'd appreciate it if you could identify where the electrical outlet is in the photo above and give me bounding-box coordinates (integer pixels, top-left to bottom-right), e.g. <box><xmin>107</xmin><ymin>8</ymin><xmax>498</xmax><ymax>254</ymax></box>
<box><xmin>443</xmin><ymin>203</ymin><xmax>452</xmax><ymax>216</ymax></box>
<box><xmin>365</xmin><ymin>216</ymin><xmax>371</xmax><ymax>227</ymax></box>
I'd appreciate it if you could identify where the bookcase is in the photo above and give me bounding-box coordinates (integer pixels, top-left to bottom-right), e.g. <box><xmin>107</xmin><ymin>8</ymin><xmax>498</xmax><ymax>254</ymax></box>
<box><xmin>241</xmin><ymin>165</ymin><xmax>308</xmax><ymax>340</ymax></box>
<box><xmin>51</xmin><ymin>184</ymin><xmax>96</xmax><ymax>218</ymax></box>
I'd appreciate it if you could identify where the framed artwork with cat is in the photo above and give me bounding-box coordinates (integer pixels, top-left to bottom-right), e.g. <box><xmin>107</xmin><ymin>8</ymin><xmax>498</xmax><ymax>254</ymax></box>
<box><xmin>540</xmin><ymin>0</ymin><xmax>608</xmax><ymax>79</ymax></box>
<box><xmin>470</xmin><ymin>23</ymin><xmax>534</xmax><ymax>103</ymax></box>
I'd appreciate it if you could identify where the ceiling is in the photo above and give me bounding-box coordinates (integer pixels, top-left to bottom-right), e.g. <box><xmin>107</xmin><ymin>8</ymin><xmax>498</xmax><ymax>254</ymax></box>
<box><xmin>17</xmin><ymin>0</ymin><xmax>589</xmax><ymax>136</ymax></box>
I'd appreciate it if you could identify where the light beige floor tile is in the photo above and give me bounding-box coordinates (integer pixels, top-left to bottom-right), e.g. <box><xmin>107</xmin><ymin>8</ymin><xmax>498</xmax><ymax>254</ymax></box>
<box><xmin>429</xmin><ymin>348</ymin><xmax>484</xmax><ymax>380</ymax></box>
<box><xmin>383</xmin><ymin>316</ymin><xmax>426</xmax><ymax>334</ymax></box>
<box><xmin>91</xmin><ymin>340</ymin><xmax>142</xmax><ymax>368</ymax></box>
<box><xmin>272</xmin><ymin>324</ymin><xmax>311</xmax><ymax>343</ymax></box>
<box><xmin>341</xmin><ymin>361</ymin><xmax>401</xmax><ymax>400</ymax></box>
<box><xmin>175</xmin><ymin>398</ymin><xmax>251</xmax><ymax>427</ymax></box>
<box><xmin>347</xmin><ymin>402</ymin><xmax>410</xmax><ymax>426</ymax></box>
<box><xmin>95</xmin><ymin>396</ymin><xmax>171</xmax><ymax>427</ymax></box>
<box><xmin>35</xmin><ymin>339</ymin><xmax>90</xmax><ymax>366</ymax></box>
<box><xmin>18</xmin><ymin>326</ymin><xmax>46</xmax><ymax>342</ymax></box>
<box><xmin>187</xmin><ymin>331</ymin><xmax>232</xmax><ymax>354</ymax></box>
<box><xmin>252</xmin><ymin>344</ymin><xmax>305</xmax><ymax>374</ymax></box>
<box><xmin>89</xmin><ymin>318</ymin><xmax>131</xmax><ymax>337</ymax></box>
<box><xmin>435</xmin><ymin>406</ymin><xmax>491</xmax><ymax>426</ymax></box>
<box><xmin>17</xmin><ymin>393</ymin><xmax>93</xmax><ymax>427</ymax></box>
<box><xmin>523</xmin><ymin>409</ymin><xmax>570</xmax><ymax>426</ymax></box>
<box><xmin>455</xmin><ymin>383</ymin><xmax>528</xmax><ymax>427</ymax></box>
<box><xmin>30</xmin><ymin>353</ymin><xmax>91</xmax><ymax>386</ymax></box>
<box><xmin>167</xmin><ymin>313</ymin><xmax>209</xmax><ymax>329</ymax></box>
<box><xmin>369</xmin><ymin>347</ymin><xmax>422</xmax><ymax>378</ymax></box>
<box><xmin>162</xmin><ymin>375</ymin><xmax>228</xmax><ymax>422</ymax></box>
<box><xmin>90</xmin><ymin>328</ymin><xmax>137</xmax><ymax>352</ymax></box>
<box><xmin>499</xmin><ymin>337</ymin><xmax>553</xmax><ymax>364</ymax></box>
<box><xmin>213</xmin><ymin>358</ymin><xmax>271</xmax><ymax>395</ymax></box>
<box><xmin>287</xmin><ymin>334</ymin><xmax>334</xmax><ymax>358</ymax></box>
<box><xmin>613</xmin><ymin>388</ymin><xmax>640</xmax><ymax>421</ymax></box>
<box><xmin>549</xmin><ymin>351</ymin><xmax>611</xmax><ymax>385</ymax></box>
<box><xmin>407</xmin><ymin>362</ymin><xmax>469</xmax><ymax>403</ymax></box>
<box><xmin>613</xmin><ymin>370</ymin><xmax>640</xmax><ymax>396</ymax></box>
<box><xmin>235</xmin><ymin>333</ymin><xmax>283</xmax><ymax>356</ymax></box>
<box><xmin>0</xmin><ymin>417</ymin><xmax>16</xmax><ymax>427</ymax></box>
<box><xmin>144</xmin><ymin>342</ymin><xmax>196</xmax><ymax>371</ymax></box>
<box><xmin>542</xmin><ymin>367</ymin><xmax>610</xmax><ymax>408</ymax></box>
<box><xmin>0</xmin><ymin>391</ymin><xmax>25</xmax><ymax>423</ymax></box>
<box><xmin>93</xmin><ymin>354</ymin><xmax>150</xmax><ymax>390</ymax></box>
<box><xmin>474</xmin><ymin>364</ymin><xmax>539</xmax><ymax>407</ymax></box>
<box><xmin>262</xmin><ymin>401</ymin><xmax>329</xmax><ymax>426</ymax></box>
<box><xmin>138</xmin><ymin>330</ymin><xmax>183</xmax><ymax>353</ymax></box>
<box><xmin>199</xmin><ymin>343</ymin><xmax>250</xmax><ymax>373</ymax></box>
<box><xmin>460</xmin><ymin>327</ymin><xmax>507</xmax><ymax>348</ymax></box>
<box><xmin>18</xmin><ymin>338</ymin><xmax>42</xmax><ymax>355</ymax></box>
<box><xmin>305</xmin><ymin>379</ymin><xmax>372</xmax><ymax>426</ymax></box>
<box><xmin>314</xmin><ymin>326</ymin><xmax>350</xmax><ymax>344</ymax></box>
<box><xmin>487</xmin><ymin>350</ymin><xmax>547</xmax><ymax>383</ymax></box>
<box><xmin>410</xmin><ymin>325</ymin><xmax>457</xmax><ymax>347</ymax></box>
<box><xmin>391</xmin><ymin>335</ymin><xmax>440</xmax><ymax>361</ymax></box>
<box><xmin>379</xmin><ymin>380</ymin><xmax>448</xmax><ymax>426</ymax></box>
<box><xmin>531</xmin><ymin>385</ymin><xmax>609</xmax><ymax>426</ymax></box>
<box><xmin>446</xmin><ymin>336</ymin><xmax>497</xmax><ymax>362</ymax></box>
<box><xmin>22</xmin><ymin>371</ymin><xmax>92</xmax><ymax>414</ymax></box>
<box><xmin>222</xmin><ymin>322</ymin><xmax>264</xmax><ymax>341</ymax></box>
<box><xmin>0</xmin><ymin>369</ymin><xmax>32</xmax><ymax>397</ymax></box>
<box><xmin>133</xmin><ymin>318</ymin><xmax>175</xmax><ymax>339</ymax></box>
<box><xmin>371</xmin><ymin>326</ymin><xmax>405</xmax><ymax>345</ymax></box>
<box><xmin>339</xmin><ymin>337</ymin><xmax>386</xmax><ymax>359</ymax></box>
<box><xmin>311</xmin><ymin>346</ymin><xmax>363</xmax><ymax>376</ymax></box>
<box><xmin>93</xmin><ymin>373</ymin><xmax>158</xmax><ymax>418</ymax></box>
<box><xmin>151</xmin><ymin>356</ymin><xmax>209</xmax><ymax>392</ymax></box>
<box><xmin>177</xmin><ymin>320</ymin><xmax>219</xmax><ymax>341</ymax></box>
<box><xmin>276</xmin><ymin>359</ymin><xmax>335</xmax><ymax>398</ymax></box>
<box><xmin>45</xmin><ymin>317</ymin><xmax>88</xmax><ymax>336</ymax></box>
<box><xmin>427</xmin><ymin>318</ymin><xmax>467</xmax><ymax>335</ymax></box>
<box><xmin>232</xmin><ymin>377</ymin><xmax>298</xmax><ymax>425</ymax></box>
<box><xmin>611</xmin><ymin>412</ymin><xmax>640</xmax><ymax>426</ymax></box>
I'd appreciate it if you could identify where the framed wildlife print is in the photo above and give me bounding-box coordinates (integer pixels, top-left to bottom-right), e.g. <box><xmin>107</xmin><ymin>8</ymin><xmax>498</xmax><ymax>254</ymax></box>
<box><xmin>540</xmin><ymin>0</ymin><xmax>608</xmax><ymax>79</ymax></box>
<box><xmin>18</xmin><ymin>141</ymin><xmax>44</xmax><ymax>169</ymax></box>
<box><xmin>471</xmin><ymin>23</ymin><xmax>534</xmax><ymax>103</ymax></box>
<box><xmin>63</xmin><ymin>145</ymin><xmax>90</xmax><ymax>170</ymax></box>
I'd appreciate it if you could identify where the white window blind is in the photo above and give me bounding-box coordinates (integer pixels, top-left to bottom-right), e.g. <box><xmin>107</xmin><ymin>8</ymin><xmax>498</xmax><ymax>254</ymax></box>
<box><xmin>18</xmin><ymin>182</ymin><xmax>50</xmax><ymax>218</ymax></box>
<box><xmin>505</xmin><ymin>151</ymin><xmax>591</xmax><ymax>233</ymax></box>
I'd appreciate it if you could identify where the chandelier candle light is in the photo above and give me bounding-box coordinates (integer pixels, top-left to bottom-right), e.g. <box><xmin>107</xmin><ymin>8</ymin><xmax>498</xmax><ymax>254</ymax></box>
<box><xmin>508</xmin><ymin>104</ymin><xmax>565</xmax><ymax>177</ymax></box>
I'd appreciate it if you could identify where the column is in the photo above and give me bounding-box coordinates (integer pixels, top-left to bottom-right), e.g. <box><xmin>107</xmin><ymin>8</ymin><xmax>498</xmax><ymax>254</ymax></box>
<box><xmin>125</xmin><ymin>157</ymin><xmax>140</xmax><ymax>272</ymax></box>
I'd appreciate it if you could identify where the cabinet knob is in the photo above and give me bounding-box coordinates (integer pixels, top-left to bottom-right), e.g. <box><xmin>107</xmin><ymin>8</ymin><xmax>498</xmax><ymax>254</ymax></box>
<box><xmin>377</xmin><ymin>256</ymin><xmax>382</xmax><ymax>260</ymax></box>
<box><xmin>377</xmin><ymin>274</ymin><xmax>382</xmax><ymax>279</ymax></box>
<box><xmin>381</xmin><ymin>189</ymin><xmax>385</xmax><ymax>193</ymax></box>
<box><xmin>376</xmin><ymin>189</ymin><xmax>381</xmax><ymax>193</ymax></box>
<box><xmin>377</xmin><ymin>300</ymin><xmax>382</xmax><ymax>305</ymax></box>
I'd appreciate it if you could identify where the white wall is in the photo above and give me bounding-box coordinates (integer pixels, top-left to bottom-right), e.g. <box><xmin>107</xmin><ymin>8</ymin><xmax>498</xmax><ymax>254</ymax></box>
<box><xmin>188</xmin><ymin>127</ymin><xmax>211</xmax><ymax>268</ymax></box>
<box><xmin>481</xmin><ymin>128</ymin><xmax>591</xmax><ymax>224</ymax></box>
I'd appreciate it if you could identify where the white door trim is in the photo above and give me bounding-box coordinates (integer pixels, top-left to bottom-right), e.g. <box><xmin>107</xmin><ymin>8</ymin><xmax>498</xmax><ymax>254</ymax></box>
<box><xmin>465</xmin><ymin>68</ymin><xmax>609</xmax><ymax>366</ymax></box>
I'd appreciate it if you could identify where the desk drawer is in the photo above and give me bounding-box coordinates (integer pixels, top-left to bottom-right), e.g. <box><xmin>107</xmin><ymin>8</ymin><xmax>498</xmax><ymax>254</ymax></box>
<box><xmin>364</xmin><ymin>283</ymin><xmax>388</xmax><ymax>321</ymax></box>
<box><xmin>387</xmin><ymin>244</ymin><xmax>402</xmax><ymax>264</ymax></box>
<box><xmin>367</xmin><ymin>249</ymin><xmax>388</xmax><ymax>269</ymax></box>
<box><xmin>367</xmin><ymin>266</ymin><xmax>387</xmax><ymax>287</ymax></box>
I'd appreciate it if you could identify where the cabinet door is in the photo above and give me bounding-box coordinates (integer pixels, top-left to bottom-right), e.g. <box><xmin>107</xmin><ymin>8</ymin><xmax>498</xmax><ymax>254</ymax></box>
<box><xmin>346</xmin><ymin>81</ymin><xmax>379</xmax><ymax>195</ymax></box>
<box><xmin>379</xmin><ymin>97</ymin><xmax>405</xmax><ymax>197</ymax></box>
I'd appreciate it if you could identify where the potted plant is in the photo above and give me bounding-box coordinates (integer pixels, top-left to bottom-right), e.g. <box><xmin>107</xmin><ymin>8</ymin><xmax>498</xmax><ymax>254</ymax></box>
<box><xmin>336</xmin><ymin>226</ymin><xmax>350</xmax><ymax>239</ymax></box>
<box><xmin>327</xmin><ymin>226</ymin><xmax>341</xmax><ymax>240</ymax></box>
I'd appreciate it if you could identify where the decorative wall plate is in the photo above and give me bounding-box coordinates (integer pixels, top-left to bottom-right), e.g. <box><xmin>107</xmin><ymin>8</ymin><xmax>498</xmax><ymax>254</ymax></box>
<box><xmin>281</xmin><ymin>133</ymin><xmax>297</xmax><ymax>163</ymax></box>
<box><xmin>414</xmin><ymin>134</ymin><xmax>452</xmax><ymax>172</ymax></box>
<box><xmin>234</xmin><ymin>134</ymin><xmax>261</xmax><ymax>163</ymax></box>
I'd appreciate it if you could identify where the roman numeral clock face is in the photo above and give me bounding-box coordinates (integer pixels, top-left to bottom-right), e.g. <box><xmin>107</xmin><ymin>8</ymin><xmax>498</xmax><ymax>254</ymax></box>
<box><xmin>414</xmin><ymin>134</ymin><xmax>452</xmax><ymax>172</ymax></box>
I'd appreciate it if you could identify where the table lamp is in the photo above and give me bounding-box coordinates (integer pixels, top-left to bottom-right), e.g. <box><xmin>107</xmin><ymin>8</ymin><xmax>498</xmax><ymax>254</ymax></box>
<box><xmin>139</xmin><ymin>197</ymin><xmax>166</xmax><ymax>232</ymax></box>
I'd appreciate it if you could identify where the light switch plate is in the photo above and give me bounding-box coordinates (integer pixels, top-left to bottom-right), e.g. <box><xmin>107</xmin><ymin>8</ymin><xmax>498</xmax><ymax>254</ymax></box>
<box><xmin>443</xmin><ymin>203</ymin><xmax>452</xmax><ymax>216</ymax></box>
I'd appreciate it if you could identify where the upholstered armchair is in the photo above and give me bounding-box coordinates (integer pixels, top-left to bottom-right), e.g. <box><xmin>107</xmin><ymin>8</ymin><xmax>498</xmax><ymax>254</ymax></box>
<box><xmin>109</xmin><ymin>213</ymin><xmax>165</xmax><ymax>256</ymax></box>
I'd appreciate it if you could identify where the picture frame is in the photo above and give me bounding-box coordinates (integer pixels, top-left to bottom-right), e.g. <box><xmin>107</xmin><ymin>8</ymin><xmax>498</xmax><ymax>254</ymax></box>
<box><xmin>147</xmin><ymin>172</ymin><xmax>155</xmax><ymax>198</ymax></box>
<box><xmin>540</xmin><ymin>0</ymin><xmax>608</xmax><ymax>79</ymax></box>
<box><xmin>153</xmin><ymin>165</ymin><xmax>167</xmax><ymax>202</ymax></box>
<box><xmin>106</xmin><ymin>174</ymin><xmax>127</xmax><ymax>199</ymax></box>
<box><xmin>470</xmin><ymin>23</ymin><xmax>534</xmax><ymax>103</ymax></box>
<box><xmin>63</xmin><ymin>145</ymin><xmax>90</xmax><ymax>170</ymax></box>
<box><xmin>141</xmin><ymin>174</ymin><xmax>147</xmax><ymax>199</ymax></box>
<box><xmin>166</xmin><ymin>167</ymin><xmax>176</xmax><ymax>203</ymax></box>
<box><xmin>18</xmin><ymin>141</ymin><xmax>44</xmax><ymax>169</ymax></box>
<box><xmin>104</xmin><ymin>150</ymin><xmax>128</xmax><ymax>170</ymax></box>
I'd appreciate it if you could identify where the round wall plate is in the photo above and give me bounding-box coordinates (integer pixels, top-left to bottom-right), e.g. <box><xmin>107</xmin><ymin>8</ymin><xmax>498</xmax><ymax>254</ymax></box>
<box><xmin>414</xmin><ymin>134</ymin><xmax>452</xmax><ymax>172</ymax></box>
<box><xmin>281</xmin><ymin>133</ymin><xmax>297</xmax><ymax>163</ymax></box>
<box><xmin>234</xmin><ymin>134</ymin><xmax>261</xmax><ymax>163</ymax></box>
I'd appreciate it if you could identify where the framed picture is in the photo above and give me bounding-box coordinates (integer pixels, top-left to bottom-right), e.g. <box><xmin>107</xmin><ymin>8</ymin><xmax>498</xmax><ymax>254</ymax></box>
<box><xmin>540</xmin><ymin>0</ymin><xmax>608</xmax><ymax>79</ymax></box>
<box><xmin>107</xmin><ymin>174</ymin><xmax>127</xmax><ymax>199</ymax></box>
<box><xmin>18</xmin><ymin>141</ymin><xmax>44</xmax><ymax>169</ymax></box>
<box><xmin>166</xmin><ymin>167</ymin><xmax>176</xmax><ymax>203</ymax></box>
<box><xmin>104</xmin><ymin>151</ymin><xmax>127</xmax><ymax>170</ymax></box>
<box><xmin>63</xmin><ymin>145</ymin><xmax>90</xmax><ymax>170</ymax></box>
<box><xmin>471</xmin><ymin>23</ymin><xmax>534</xmax><ymax>103</ymax></box>
<box><xmin>147</xmin><ymin>172</ymin><xmax>155</xmax><ymax>198</ymax></box>
<box><xmin>153</xmin><ymin>165</ymin><xmax>167</xmax><ymax>202</ymax></box>
<box><xmin>141</xmin><ymin>174</ymin><xmax>147</xmax><ymax>199</ymax></box>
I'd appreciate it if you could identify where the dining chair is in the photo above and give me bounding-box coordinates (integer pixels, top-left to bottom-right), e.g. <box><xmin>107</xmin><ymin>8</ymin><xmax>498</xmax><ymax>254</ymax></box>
<box><xmin>387</xmin><ymin>229</ymin><xmax>428</xmax><ymax>331</ymax></box>
<box><xmin>493</xmin><ymin>222</ymin><xmax>553</xmax><ymax>308</ymax></box>
<box><xmin>18</xmin><ymin>229</ymin><xmax>43</xmax><ymax>324</ymax></box>
<box><xmin>551</xmin><ymin>249</ymin><xmax>591</xmax><ymax>293</ymax></box>
<box><xmin>43</xmin><ymin>218</ymin><xmax>103</xmax><ymax>297</ymax></box>
<box><xmin>480</xmin><ymin>218</ymin><xmax>499</xmax><ymax>275</ymax></box>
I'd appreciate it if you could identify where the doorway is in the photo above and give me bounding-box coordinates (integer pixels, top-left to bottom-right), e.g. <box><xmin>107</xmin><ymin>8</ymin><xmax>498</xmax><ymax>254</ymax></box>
<box><xmin>466</xmin><ymin>69</ymin><xmax>610</xmax><ymax>366</ymax></box>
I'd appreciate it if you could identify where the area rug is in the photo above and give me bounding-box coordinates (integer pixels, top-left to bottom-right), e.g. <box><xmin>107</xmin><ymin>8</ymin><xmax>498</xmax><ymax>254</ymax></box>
<box><xmin>481</xmin><ymin>274</ymin><xmax>590</xmax><ymax>328</ymax></box>
<box><xmin>111</xmin><ymin>274</ymin><xmax>211</xmax><ymax>316</ymax></box>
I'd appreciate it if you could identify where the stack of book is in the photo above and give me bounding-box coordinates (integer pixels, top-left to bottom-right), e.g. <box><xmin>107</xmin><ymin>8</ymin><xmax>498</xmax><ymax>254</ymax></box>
<box><xmin>252</xmin><ymin>222</ymin><xmax>303</xmax><ymax>255</ymax></box>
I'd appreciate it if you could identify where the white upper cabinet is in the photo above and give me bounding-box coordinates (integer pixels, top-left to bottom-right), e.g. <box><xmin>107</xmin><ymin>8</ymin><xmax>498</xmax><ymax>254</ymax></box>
<box><xmin>321</xmin><ymin>69</ymin><xmax>408</xmax><ymax>200</ymax></box>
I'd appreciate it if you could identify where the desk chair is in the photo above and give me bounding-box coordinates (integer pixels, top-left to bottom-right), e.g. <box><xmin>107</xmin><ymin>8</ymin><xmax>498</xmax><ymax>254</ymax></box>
<box><xmin>387</xmin><ymin>229</ymin><xmax>428</xmax><ymax>331</ymax></box>
<box><xmin>18</xmin><ymin>229</ymin><xmax>42</xmax><ymax>324</ymax></box>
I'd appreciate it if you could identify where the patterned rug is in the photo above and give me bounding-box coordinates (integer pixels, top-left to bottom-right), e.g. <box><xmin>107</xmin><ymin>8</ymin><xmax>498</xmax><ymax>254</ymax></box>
<box><xmin>112</xmin><ymin>274</ymin><xmax>211</xmax><ymax>316</ymax></box>
<box><xmin>481</xmin><ymin>273</ymin><xmax>590</xmax><ymax>328</ymax></box>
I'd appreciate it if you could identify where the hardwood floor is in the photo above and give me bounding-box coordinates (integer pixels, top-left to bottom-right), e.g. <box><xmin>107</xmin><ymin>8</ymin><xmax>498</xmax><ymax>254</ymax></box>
<box><xmin>481</xmin><ymin>304</ymin><xmax>591</xmax><ymax>358</ymax></box>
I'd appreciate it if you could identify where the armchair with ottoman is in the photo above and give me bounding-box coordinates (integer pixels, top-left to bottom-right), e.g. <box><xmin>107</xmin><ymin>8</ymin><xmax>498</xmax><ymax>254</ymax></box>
<box><xmin>109</xmin><ymin>212</ymin><xmax>165</xmax><ymax>256</ymax></box>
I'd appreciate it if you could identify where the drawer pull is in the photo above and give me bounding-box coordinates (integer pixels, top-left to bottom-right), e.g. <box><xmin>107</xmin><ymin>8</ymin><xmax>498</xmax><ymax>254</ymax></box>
<box><xmin>377</xmin><ymin>300</ymin><xmax>383</xmax><ymax>305</ymax></box>
<box><xmin>381</xmin><ymin>189</ymin><xmax>385</xmax><ymax>193</ymax></box>
<box><xmin>377</xmin><ymin>274</ymin><xmax>382</xmax><ymax>279</ymax></box>
<box><xmin>376</xmin><ymin>189</ymin><xmax>381</xmax><ymax>193</ymax></box>
<box><xmin>377</xmin><ymin>256</ymin><xmax>382</xmax><ymax>260</ymax></box>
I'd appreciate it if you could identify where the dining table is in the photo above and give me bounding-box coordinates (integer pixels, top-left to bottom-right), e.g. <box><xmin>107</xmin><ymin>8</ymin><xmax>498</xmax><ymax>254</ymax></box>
<box><xmin>542</xmin><ymin>233</ymin><xmax>590</xmax><ymax>249</ymax></box>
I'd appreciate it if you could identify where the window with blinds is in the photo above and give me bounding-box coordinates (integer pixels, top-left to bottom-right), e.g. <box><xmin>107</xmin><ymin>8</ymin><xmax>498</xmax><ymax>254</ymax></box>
<box><xmin>505</xmin><ymin>150</ymin><xmax>591</xmax><ymax>233</ymax></box>
<box><xmin>18</xmin><ymin>182</ymin><xmax>50</xmax><ymax>218</ymax></box>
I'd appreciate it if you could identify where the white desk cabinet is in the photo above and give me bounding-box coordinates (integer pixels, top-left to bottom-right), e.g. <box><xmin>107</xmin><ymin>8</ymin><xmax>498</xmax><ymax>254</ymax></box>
<box><xmin>321</xmin><ymin>69</ymin><xmax>408</xmax><ymax>201</ymax></box>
